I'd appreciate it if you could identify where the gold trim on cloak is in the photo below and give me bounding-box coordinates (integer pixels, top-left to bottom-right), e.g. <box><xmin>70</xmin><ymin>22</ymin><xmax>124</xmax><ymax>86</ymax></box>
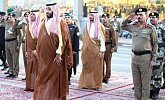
<box><xmin>44</xmin><ymin>18</ymin><xmax>63</xmax><ymax>55</ymax></box>
<box><xmin>29</xmin><ymin>23</ymin><xmax>35</xmax><ymax>39</ymax></box>
<box><xmin>87</xmin><ymin>23</ymin><xmax>105</xmax><ymax>44</ymax></box>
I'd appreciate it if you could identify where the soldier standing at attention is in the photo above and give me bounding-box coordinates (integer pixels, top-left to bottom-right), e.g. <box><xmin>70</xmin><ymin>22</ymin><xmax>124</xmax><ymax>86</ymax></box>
<box><xmin>102</xmin><ymin>13</ymin><xmax>116</xmax><ymax>84</ymax></box>
<box><xmin>5</xmin><ymin>13</ymin><xmax>21</xmax><ymax>78</ymax></box>
<box><xmin>149</xmin><ymin>12</ymin><xmax>165</xmax><ymax>99</ymax></box>
<box><xmin>64</xmin><ymin>13</ymin><xmax>79</xmax><ymax>85</ymax></box>
<box><xmin>122</xmin><ymin>8</ymin><xmax>158</xmax><ymax>100</ymax></box>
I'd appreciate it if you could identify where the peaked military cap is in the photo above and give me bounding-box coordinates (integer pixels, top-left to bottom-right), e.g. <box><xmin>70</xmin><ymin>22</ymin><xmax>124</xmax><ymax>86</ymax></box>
<box><xmin>46</xmin><ymin>2</ymin><xmax>57</xmax><ymax>6</ymax></box>
<box><xmin>135</xmin><ymin>7</ymin><xmax>147</xmax><ymax>14</ymax></box>
<box><xmin>65</xmin><ymin>13</ymin><xmax>71</xmax><ymax>17</ymax></box>
<box><xmin>149</xmin><ymin>12</ymin><xmax>159</xmax><ymax>18</ymax></box>
<box><xmin>102</xmin><ymin>13</ymin><xmax>109</xmax><ymax>18</ymax></box>
<box><xmin>8</xmin><ymin>12</ymin><xmax>15</xmax><ymax>17</ymax></box>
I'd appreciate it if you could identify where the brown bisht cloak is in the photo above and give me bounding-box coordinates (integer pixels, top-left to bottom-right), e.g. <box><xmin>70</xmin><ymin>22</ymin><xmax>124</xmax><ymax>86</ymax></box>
<box><xmin>33</xmin><ymin>19</ymin><xmax>73</xmax><ymax>100</ymax></box>
<box><xmin>79</xmin><ymin>24</ymin><xmax>105</xmax><ymax>89</ymax></box>
<box><xmin>25</xmin><ymin>24</ymin><xmax>38</xmax><ymax>90</ymax></box>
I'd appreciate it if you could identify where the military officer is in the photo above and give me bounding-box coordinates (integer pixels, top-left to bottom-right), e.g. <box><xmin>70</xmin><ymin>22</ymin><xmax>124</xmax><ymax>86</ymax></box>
<box><xmin>5</xmin><ymin>13</ymin><xmax>21</xmax><ymax>78</ymax></box>
<box><xmin>64</xmin><ymin>13</ymin><xmax>79</xmax><ymax>85</ymax></box>
<box><xmin>122</xmin><ymin>8</ymin><xmax>158</xmax><ymax>100</ymax></box>
<box><xmin>102</xmin><ymin>13</ymin><xmax>116</xmax><ymax>84</ymax></box>
<box><xmin>149</xmin><ymin>12</ymin><xmax>165</xmax><ymax>99</ymax></box>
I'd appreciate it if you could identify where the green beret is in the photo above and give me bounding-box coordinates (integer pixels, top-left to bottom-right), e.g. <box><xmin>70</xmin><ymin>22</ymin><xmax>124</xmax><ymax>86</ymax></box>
<box><xmin>149</xmin><ymin>12</ymin><xmax>159</xmax><ymax>18</ymax></box>
<box><xmin>135</xmin><ymin>7</ymin><xmax>147</xmax><ymax>14</ymax></box>
<box><xmin>7</xmin><ymin>8</ymin><xmax>14</xmax><ymax>13</ymax></box>
<box><xmin>65</xmin><ymin>13</ymin><xmax>71</xmax><ymax>17</ymax></box>
<box><xmin>102</xmin><ymin>13</ymin><xmax>109</xmax><ymax>18</ymax></box>
<box><xmin>65</xmin><ymin>13</ymin><xmax>73</xmax><ymax>19</ymax></box>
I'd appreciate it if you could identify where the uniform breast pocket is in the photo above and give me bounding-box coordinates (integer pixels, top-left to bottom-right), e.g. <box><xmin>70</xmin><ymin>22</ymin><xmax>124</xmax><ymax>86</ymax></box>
<box><xmin>141</xmin><ymin>33</ymin><xmax>150</xmax><ymax>40</ymax></box>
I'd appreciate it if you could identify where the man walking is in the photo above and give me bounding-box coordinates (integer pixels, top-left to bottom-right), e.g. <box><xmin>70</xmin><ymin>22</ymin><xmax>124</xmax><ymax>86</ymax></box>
<box><xmin>79</xmin><ymin>11</ymin><xmax>105</xmax><ymax>90</ymax></box>
<box><xmin>33</xmin><ymin>3</ymin><xmax>73</xmax><ymax>100</ymax></box>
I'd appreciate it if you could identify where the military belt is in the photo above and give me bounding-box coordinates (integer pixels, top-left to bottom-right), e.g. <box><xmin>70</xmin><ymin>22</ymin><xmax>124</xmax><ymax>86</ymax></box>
<box><xmin>132</xmin><ymin>50</ymin><xmax>151</xmax><ymax>56</ymax></box>
<box><xmin>5</xmin><ymin>38</ymin><xmax>16</xmax><ymax>42</ymax></box>
<box><xmin>158</xmin><ymin>43</ymin><xmax>165</xmax><ymax>47</ymax></box>
<box><xmin>156</xmin><ymin>57</ymin><xmax>164</xmax><ymax>60</ymax></box>
<box><xmin>105</xmin><ymin>42</ymin><xmax>111</xmax><ymax>45</ymax></box>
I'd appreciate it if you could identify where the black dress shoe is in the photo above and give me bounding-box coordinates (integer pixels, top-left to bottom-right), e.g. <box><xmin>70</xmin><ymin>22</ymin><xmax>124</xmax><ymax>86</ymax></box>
<box><xmin>22</xmin><ymin>77</ymin><xmax>26</xmax><ymax>80</ymax></box>
<box><xmin>132</xmin><ymin>87</ymin><xmax>134</xmax><ymax>90</ymax></box>
<box><xmin>12</xmin><ymin>75</ymin><xmax>18</xmax><ymax>78</ymax></box>
<box><xmin>102</xmin><ymin>79</ymin><xmax>108</xmax><ymax>84</ymax></box>
<box><xmin>4</xmin><ymin>71</ymin><xmax>9</xmax><ymax>74</ymax></box>
<box><xmin>6</xmin><ymin>74</ymin><xmax>13</xmax><ymax>77</ymax></box>
<box><xmin>24</xmin><ymin>89</ymin><xmax>34</xmax><ymax>92</ymax></box>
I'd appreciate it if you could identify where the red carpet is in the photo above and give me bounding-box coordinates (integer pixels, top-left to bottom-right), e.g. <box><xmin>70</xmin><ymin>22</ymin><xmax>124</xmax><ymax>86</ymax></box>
<box><xmin>0</xmin><ymin>67</ymin><xmax>165</xmax><ymax>100</ymax></box>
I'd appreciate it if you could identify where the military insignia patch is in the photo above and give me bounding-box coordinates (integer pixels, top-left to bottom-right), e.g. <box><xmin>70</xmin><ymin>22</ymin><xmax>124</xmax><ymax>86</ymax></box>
<box><xmin>139</xmin><ymin>9</ymin><xmax>142</xmax><ymax>12</ymax></box>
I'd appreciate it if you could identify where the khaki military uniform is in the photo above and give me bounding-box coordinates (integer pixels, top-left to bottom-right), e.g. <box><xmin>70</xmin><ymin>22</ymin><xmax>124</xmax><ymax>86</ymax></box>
<box><xmin>150</xmin><ymin>24</ymin><xmax>165</xmax><ymax>98</ymax></box>
<box><xmin>122</xmin><ymin>19</ymin><xmax>158</xmax><ymax>100</ymax></box>
<box><xmin>110</xmin><ymin>21</ymin><xmax>120</xmax><ymax>52</ymax></box>
<box><xmin>102</xmin><ymin>22</ymin><xmax>116</xmax><ymax>81</ymax></box>
<box><xmin>5</xmin><ymin>20</ymin><xmax>21</xmax><ymax>76</ymax></box>
<box><xmin>15</xmin><ymin>23</ymin><xmax>27</xmax><ymax>71</ymax></box>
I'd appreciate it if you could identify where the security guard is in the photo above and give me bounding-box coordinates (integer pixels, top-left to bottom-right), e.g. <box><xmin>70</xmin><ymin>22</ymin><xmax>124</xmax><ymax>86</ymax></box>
<box><xmin>102</xmin><ymin>13</ymin><xmax>116</xmax><ymax>84</ymax></box>
<box><xmin>64</xmin><ymin>13</ymin><xmax>79</xmax><ymax>85</ymax></box>
<box><xmin>122</xmin><ymin>8</ymin><xmax>158</xmax><ymax>100</ymax></box>
<box><xmin>149</xmin><ymin>12</ymin><xmax>165</xmax><ymax>99</ymax></box>
<box><xmin>5</xmin><ymin>13</ymin><xmax>21</xmax><ymax>78</ymax></box>
<box><xmin>0</xmin><ymin>11</ymin><xmax>8</xmax><ymax>70</ymax></box>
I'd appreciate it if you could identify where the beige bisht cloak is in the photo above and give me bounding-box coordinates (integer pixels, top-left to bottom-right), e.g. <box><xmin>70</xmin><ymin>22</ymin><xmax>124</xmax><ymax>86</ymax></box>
<box><xmin>79</xmin><ymin>24</ymin><xmax>105</xmax><ymax>89</ymax></box>
<box><xmin>33</xmin><ymin>19</ymin><xmax>73</xmax><ymax>100</ymax></box>
<box><xmin>25</xmin><ymin>24</ymin><xmax>38</xmax><ymax>90</ymax></box>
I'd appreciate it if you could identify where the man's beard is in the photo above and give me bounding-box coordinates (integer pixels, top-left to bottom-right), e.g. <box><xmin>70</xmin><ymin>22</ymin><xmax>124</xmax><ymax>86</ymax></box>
<box><xmin>47</xmin><ymin>13</ymin><xmax>53</xmax><ymax>19</ymax></box>
<box><xmin>90</xmin><ymin>18</ymin><xmax>94</xmax><ymax>22</ymax></box>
